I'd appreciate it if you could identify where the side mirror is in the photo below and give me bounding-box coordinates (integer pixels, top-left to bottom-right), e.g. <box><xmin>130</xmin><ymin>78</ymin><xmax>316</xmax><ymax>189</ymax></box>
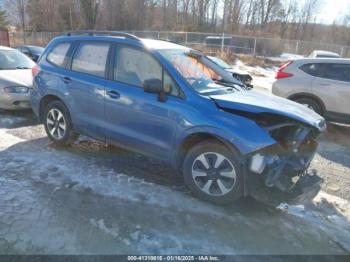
<box><xmin>143</xmin><ymin>78</ymin><xmax>167</xmax><ymax>102</ymax></box>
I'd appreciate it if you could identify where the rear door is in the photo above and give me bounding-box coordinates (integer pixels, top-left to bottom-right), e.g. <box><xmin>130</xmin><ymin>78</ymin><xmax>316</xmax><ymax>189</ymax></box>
<box><xmin>311</xmin><ymin>63</ymin><xmax>350</xmax><ymax>115</ymax></box>
<box><xmin>64</xmin><ymin>41</ymin><xmax>111</xmax><ymax>141</ymax></box>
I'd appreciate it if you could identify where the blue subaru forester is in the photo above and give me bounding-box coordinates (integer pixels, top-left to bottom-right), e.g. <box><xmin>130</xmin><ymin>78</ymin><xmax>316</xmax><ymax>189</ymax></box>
<box><xmin>31</xmin><ymin>31</ymin><xmax>326</xmax><ymax>205</ymax></box>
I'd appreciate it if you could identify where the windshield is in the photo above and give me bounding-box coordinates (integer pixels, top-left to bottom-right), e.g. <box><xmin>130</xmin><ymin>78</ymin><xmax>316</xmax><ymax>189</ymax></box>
<box><xmin>207</xmin><ymin>56</ymin><xmax>232</xmax><ymax>69</ymax></box>
<box><xmin>0</xmin><ymin>50</ymin><xmax>35</xmax><ymax>70</ymax></box>
<box><xmin>159</xmin><ymin>49</ymin><xmax>236</xmax><ymax>93</ymax></box>
<box><xmin>28</xmin><ymin>46</ymin><xmax>44</xmax><ymax>54</ymax></box>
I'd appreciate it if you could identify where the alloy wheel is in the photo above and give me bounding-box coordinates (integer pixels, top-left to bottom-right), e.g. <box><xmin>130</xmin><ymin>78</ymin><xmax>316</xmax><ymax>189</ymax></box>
<box><xmin>191</xmin><ymin>152</ymin><xmax>237</xmax><ymax>196</ymax></box>
<box><xmin>46</xmin><ymin>108</ymin><xmax>66</xmax><ymax>140</ymax></box>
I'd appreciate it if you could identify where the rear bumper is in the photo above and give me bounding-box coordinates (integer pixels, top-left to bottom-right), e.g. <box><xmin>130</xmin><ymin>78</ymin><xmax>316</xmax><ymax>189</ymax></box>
<box><xmin>30</xmin><ymin>89</ymin><xmax>41</xmax><ymax>119</ymax></box>
<box><xmin>0</xmin><ymin>92</ymin><xmax>31</xmax><ymax>110</ymax></box>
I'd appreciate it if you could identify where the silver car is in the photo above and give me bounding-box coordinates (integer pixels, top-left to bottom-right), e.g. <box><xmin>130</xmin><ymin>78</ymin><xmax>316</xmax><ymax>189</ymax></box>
<box><xmin>0</xmin><ymin>46</ymin><xmax>35</xmax><ymax>110</ymax></box>
<box><xmin>308</xmin><ymin>50</ymin><xmax>340</xmax><ymax>58</ymax></box>
<box><xmin>272</xmin><ymin>58</ymin><xmax>350</xmax><ymax>124</ymax></box>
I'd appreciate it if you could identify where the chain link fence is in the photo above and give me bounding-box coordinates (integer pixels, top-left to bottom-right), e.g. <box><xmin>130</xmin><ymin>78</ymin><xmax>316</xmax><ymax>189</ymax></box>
<box><xmin>8</xmin><ymin>31</ymin><xmax>350</xmax><ymax>58</ymax></box>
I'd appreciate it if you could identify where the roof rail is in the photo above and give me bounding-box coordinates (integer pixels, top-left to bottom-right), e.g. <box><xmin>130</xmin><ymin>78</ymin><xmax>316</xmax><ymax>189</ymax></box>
<box><xmin>64</xmin><ymin>31</ymin><xmax>140</xmax><ymax>41</ymax></box>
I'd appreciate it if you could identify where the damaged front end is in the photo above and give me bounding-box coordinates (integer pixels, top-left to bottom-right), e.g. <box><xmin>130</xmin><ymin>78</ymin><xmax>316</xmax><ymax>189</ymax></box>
<box><xmin>245</xmin><ymin>113</ymin><xmax>326</xmax><ymax>204</ymax></box>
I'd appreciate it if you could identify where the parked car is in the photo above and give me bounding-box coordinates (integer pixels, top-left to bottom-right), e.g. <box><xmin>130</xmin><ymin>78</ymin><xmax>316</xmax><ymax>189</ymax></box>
<box><xmin>206</xmin><ymin>55</ymin><xmax>253</xmax><ymax>88</ymax></box>
<box><xmin>272</xmin><ymin>58</ymin><xmax>350</xmax><ymax>124</ymax></box>
<box><xmin>15</xmin><ymin>45</ymin><xmax>44</xmax><ymax>62</ymax></box>
<box><xmin>0</xmin><ymin>46</ymin><xmax>35</xmax><ymax>110</ymax></box>
<box><xmin>31</xmin><ymin>31</ymin><xmax>326</xmax><ymax>205</ymax></box>
<box><xmin>308</xmin><ymin>50</ymin><xmax>340</xmax><ymax>58</ymax></box>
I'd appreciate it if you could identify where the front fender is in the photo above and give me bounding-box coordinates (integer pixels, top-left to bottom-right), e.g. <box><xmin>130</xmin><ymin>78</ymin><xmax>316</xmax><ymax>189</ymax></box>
<box><xmin>174</xmin><ymin>108</ymin><xmax>278</xmax><ymax>162</ymax></box>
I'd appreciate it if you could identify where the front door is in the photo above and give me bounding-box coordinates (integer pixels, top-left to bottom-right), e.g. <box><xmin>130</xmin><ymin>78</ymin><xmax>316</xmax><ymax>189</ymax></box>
<box><xmin>104</xmin><ymin>45</ymin><xmax>184</xmax><ymax>160</ymax></box>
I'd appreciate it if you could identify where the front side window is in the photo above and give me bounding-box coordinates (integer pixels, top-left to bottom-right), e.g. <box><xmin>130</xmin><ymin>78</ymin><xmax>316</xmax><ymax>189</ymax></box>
<box><xmin>72</xmin><ymin>42</ymin><xmax>110</xmax><ymax>77</ymax></box>
<box><xmin>47</xmin><ymin>42</ymin><xmax>71</xmax><ymax>67</ymax></box>
<box><xmin>114</xmin><ymin>46</ymin><xmax>180</xmax><ymax>96</ymax></box>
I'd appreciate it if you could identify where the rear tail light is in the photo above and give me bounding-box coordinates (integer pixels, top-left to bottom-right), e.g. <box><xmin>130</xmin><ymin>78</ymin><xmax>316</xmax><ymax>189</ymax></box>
<box><xmin>276</xmin><ymin>61</ymin><xmax>293</xmax><ymax>79</ymax></box>
<box><xmin>32</xmin><ymin>65</ymin><xmax>41</xmax><ymax>78</ymax></box>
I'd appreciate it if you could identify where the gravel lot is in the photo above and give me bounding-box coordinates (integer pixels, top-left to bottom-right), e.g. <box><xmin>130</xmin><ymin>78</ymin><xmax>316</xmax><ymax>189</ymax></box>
<box><xmin>0</xmin><ymin>109</ymin><xmax>350</xmax><ymax>255</ymax></box>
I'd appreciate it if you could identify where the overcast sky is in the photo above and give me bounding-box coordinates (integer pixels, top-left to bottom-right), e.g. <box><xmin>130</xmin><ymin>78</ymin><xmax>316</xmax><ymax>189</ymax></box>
<box><xmin>317</xmin><ymin>0</ymin><xmax>350</xmax><ymax>24</ymax></box>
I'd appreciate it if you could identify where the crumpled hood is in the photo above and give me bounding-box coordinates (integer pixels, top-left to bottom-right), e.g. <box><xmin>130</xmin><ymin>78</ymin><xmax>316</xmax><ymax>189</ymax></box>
<box><xmin>211</xmin><ymin>90</ymin><xmax>326</xmax><ymax>131</ymax></box>
<box><xmin>0</xmin><ymin>70</ymin><xmax>33</xmax><ymax>87</ymax></box>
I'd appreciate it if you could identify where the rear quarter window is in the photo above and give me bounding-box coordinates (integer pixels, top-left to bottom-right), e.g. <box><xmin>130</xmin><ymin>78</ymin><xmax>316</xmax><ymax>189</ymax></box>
<box><xmin>47</xmin><ymin>42</ymin><xmax>71</xmax><ymax>67</ymax></box>
<box><xmin>299</xmin><ymin>63</ymin><xmax>323</xmax><ymax>77</ymax></box>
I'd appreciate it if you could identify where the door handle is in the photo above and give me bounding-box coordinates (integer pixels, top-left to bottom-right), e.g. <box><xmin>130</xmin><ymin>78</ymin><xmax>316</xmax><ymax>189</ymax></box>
<box><xmin>107</xmin><ymin>90</ymin><xmax>120</xmax><ymax>99</ymax></box>
<box><xmin>62</xmin><ymin>77</ymin><xmax>72</xmax><ymax>84</ymax></box>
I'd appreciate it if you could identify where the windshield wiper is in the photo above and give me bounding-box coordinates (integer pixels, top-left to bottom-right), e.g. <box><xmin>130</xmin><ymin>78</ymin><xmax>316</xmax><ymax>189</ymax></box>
<box><xmin>213</xmin><ymin>79</ymin><xmax>241</xmax><ymax>91</ymax></box>
<box><xmin>16</xmin><ymin>66</ymin><xmax>30</xmax><ymax>69</ymax></box>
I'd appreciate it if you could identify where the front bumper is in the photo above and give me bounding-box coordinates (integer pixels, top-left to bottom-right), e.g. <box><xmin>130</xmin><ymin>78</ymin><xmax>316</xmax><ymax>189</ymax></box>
<box><xmin>0</xmin><ymin>92</ymin><xmax>31</xmax><ymax>110</ymax></box>
<box><xmin>246</xmin><ymin>140</ymin><xmax>322</xmax><ymax>205</ymax></box>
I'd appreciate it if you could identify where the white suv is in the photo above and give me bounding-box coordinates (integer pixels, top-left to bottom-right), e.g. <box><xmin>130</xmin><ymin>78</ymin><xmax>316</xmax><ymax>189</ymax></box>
<box><xmin>272</xmin><ymin>58</ymin><xmax>350</xmax><ymax>124</ymax></box>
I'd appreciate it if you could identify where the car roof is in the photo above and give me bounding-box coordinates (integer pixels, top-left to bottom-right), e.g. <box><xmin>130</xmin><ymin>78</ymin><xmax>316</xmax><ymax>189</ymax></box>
<box><xmin>313</xmin><ymin>50</ymin><xmax>340</xmax><ymax>55</ymax></box>
<box><xmin>311</xmin><ymin>50</ymin><xmax>340</xmax><ymax>57</ymax></box>
<box><xmin>53</xmin><ymin>34</ymin><xmax>188</xmax><ymax>51</ymax></box>
<box><xmin>140</xmin><ymin>38</ymin><xmax>188</xmax><ymax>50</ymax></box>
<box><xmin>0</xmin><ymin>46</ymin><xmax>14</xmax><ymax>51</ymax></box>
<box><xmin>292</xmin><ymin>58</ymin><xmax>350</xmax><ymax>64</ymax></box>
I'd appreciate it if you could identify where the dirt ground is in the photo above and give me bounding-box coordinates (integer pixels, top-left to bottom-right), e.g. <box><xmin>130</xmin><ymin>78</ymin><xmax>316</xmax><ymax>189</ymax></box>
<box><xmin>1</xmin><ymin>109</ymin><xmax>350</xmax><ymax>255</ymax></box>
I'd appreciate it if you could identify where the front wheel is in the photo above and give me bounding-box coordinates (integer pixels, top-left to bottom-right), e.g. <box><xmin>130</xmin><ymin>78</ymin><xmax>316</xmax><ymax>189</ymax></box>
<box><xmin>44</xmin><ymin>100</ymin><xmax>78</xmax><ymax>146</ymax></box>
<box><xmin>183</xmin><ymin>140</ymin><xmax>243</xmax><ymax>205</ymax></box>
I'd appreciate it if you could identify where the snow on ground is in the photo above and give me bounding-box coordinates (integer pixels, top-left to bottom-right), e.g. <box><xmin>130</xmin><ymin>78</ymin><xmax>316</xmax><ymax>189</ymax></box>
<box><xmin>1</xmin><ymin>112</ymin><xmax>350</xmax><ymax>255</ymax></box>
<box><xmin>233</xmin><ymin>60</ymin><xmax>277</xmax><ymax>91</ymax></box>
<box><xmin>1</xmin><ymin>59</ymin><xmax>350</xmax><ymax>254</ymax></box>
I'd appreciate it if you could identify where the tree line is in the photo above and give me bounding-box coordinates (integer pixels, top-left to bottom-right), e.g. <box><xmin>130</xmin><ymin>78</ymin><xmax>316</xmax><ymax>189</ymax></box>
<box><xmin>2</xmin><ymin>0</ymin><xmax>350</xmax><ymax>47</ymax></box>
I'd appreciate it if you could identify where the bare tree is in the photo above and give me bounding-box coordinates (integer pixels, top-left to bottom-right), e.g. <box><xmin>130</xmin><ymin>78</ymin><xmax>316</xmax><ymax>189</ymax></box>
<box><xmin>5</xmin><ymin>0</ymin><xmax>28</xmax><ymax>42</ymax></box>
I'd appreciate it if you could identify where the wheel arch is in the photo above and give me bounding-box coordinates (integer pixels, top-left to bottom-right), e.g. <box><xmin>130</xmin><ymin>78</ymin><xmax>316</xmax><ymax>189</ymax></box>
<box><xmin>288</xmin><ymin>92</ymin><xmax>326</xmax><ymax>115</ymax></box>
<box><xmin>39</xmin><ymin>94</ymin><xmax>66</xmax><ymax>122</ymax></box>
<box><xmin>174</xmin><ymin>132</ymin><xmax>242</xmax><ymax>171</ymax></box>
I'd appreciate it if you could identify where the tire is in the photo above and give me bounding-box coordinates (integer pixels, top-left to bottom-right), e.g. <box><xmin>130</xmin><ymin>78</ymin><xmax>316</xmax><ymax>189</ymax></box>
<box><xmin>43</xmin><ymin>100</ymin><xmax>78</xmax><ymax>146</ymax></box>
<box><xmin>293</xmin><ymin>97</ymin><xmax>323</xmax><ymax>116</ymax></box>
<box><xmin>183</xmin><ymin>140</ymin><xmax>243</xmax><ymax>205</ymax></box>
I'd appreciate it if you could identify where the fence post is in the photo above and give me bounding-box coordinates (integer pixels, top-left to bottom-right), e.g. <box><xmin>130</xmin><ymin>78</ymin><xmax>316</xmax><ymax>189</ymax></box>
<box><xmin>295</xmin><ymin>40</ymin><xmax>299</xmax><ymax>55</ymax></box>
<box><xmin>221</xmin><ymin>32</ymin><xmax>225</xmax><ymax>53</ymax></box>
<box><xmin>340</xmin><ymin>47</ymin><xmax>344</xmax><ymax>57</ymax></box>
<box><xmin>157</xmin><ymin>31</ymin><xmax>160</xmax><ymax>40</ymax></box>
<box><xmin>185</xmin><ymin>32</ymin><xmax>188</xmax><ymax>46</ymax></box>
<box><xmin>253</xmin><ymin>37</ymin><xmax>257</xmax><ymax>56</ymax></box>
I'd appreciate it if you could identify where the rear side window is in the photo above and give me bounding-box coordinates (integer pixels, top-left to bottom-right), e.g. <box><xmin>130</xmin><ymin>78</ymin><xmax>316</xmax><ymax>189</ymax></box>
<box><xmin>47</xmin><ymin>42</ymin><xmax>70</xmax><ymax>67</ymax></box>
<box><xmin>322</xmin><ymin>63</ymin><xmax>350</xmax><ymax>82</ymax></box>
<box><xmin>72</xmin><ymin>42</ymin><xmax>110</xmax><ymax>77</ymax></box>
<box><xmin>300</xmin><ymin>63</ymin><xmax>350</xmax><ymax>82</ymax></box>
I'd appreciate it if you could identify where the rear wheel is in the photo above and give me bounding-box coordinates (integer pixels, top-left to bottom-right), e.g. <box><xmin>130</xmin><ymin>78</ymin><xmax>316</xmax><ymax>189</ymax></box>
<box><xmin>44</xmin><ymin>100</ymin><xmax>78</xmax><ymax>146</ymax></box>
<box><xmin>183</xmin><ymin>140</ymin><xmax>243</xmax><ymax>205</ymax></box>
<box><xmin>293</xmin><ymin>97</ymin><xmax>323</xmax><ymax>115</ymax></box>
